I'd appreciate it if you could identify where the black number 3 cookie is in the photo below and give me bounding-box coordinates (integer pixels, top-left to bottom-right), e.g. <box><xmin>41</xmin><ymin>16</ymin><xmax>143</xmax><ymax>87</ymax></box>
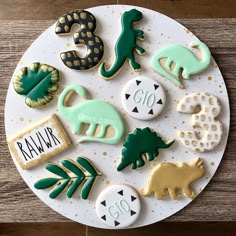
<box><xmin>55</xmin><ymin>10</ymin><xmax>104</xmax><ymax>70</ymax></box>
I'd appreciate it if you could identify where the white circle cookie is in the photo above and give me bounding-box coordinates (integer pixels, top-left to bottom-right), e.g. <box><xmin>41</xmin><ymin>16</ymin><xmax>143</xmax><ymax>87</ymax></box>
<box><xmin>95</xmin><ymin>185</ymin><xmax>141</xmax><ymax>228</ymax></box>
<box><xmin>121</xmin><ymin>76</ymin><xmax>166</xmax><ymax>120</ymax></box>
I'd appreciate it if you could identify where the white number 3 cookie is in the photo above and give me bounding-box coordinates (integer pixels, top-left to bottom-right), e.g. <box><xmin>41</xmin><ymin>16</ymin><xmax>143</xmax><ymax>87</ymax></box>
<box><xmin>177</xmin><ymin>92</ymin><xmax>223</xmax><ymax>152</ymax></box>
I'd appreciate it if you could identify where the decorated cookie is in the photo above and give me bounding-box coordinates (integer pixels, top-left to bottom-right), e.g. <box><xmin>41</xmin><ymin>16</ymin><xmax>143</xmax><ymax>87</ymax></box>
<box><xmin>121</xmin><ymin>76</ymin><xmax>166</xmax><ymax>120</ymax></box>
<box><xmin>13</xmin><ymin>63</ymin><xmax>60</xmax><ymax>108</ymax></box>
<box><xmin>58</xmin><ymin>84</ymin><xmax>124</xmax><ymax>144</ymax></box>
<box><xmin>7</xmin><ymin>114</ymin><xmax>71</xmax><ymax>169</ymax></box>
<box><xmin>34</xmin><ymin>157</ymin><xmax>102</xmax><ymax>199</ymax></box>
<box><xmin>95</xmin><ymin>184</ymin><xmax>141</xmax><ymax>228</ymax></box>
<box><xmin>55</xmin><ymin>10</ymin><xmax>104</xmax><ymax>70</ymax></box>
<box><xmin>117</xmin><ymin>127</ymin><xmax>174</xmax><ymax>171</ymax></box>
<box><xmin>151</xmin><ymin>41</ymin><xmax>211</xmax><ymax>88</ymax></box>
<box><xmin>99</xmin><ymin>9</ymin><xmax>145</xmax><ymax>80</ymax></box>
<box><xmin>141</xmin><ymin>157</ymin><xmax>205</xmax><ymax>200</ymax></box>
<box><xmin>177</xmin><ymin>92</ymin><xmax>223</xmax><ymax>152</ymax></box>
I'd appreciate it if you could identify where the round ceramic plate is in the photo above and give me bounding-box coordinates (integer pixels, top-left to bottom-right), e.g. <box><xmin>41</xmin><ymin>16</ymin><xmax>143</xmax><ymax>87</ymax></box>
<box><xmin>5</xmin><ymin>5</ymin><xmax>230</xmax><ymax>229</ymax></box>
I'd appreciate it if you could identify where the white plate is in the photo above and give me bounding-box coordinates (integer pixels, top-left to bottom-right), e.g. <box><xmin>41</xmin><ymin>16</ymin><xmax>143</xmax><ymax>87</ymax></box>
<box><xmin>5</xmin><ymin>5</ymin><xmax>230</xmax><ymax>229</ymax></box>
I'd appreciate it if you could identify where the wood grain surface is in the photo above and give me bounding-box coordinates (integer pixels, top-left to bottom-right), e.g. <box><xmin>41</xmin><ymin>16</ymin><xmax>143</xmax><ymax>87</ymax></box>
<box><xmin>0</xmin><ymin>0</ymin><xmax>236</xmax><ymax>235</ymax></box>
<box><xmin>0</xmin><ymin>19</ymin><xmax>235</xmax><ymax>223</ymax></box>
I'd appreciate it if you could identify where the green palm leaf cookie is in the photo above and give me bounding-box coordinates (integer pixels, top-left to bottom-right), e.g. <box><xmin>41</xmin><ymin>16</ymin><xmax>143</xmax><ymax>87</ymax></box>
<box><xmin>117</xmin><ymin>127</ymin><xmax>175</xmax><ymax>171</ymax></box>
<box><xmin>13</xmin><ymin>62</ymin><xmax>60</xmax><ymax>108</ymax></box>
<box><xmin>34</xmin><ymin>157</ymin><xmax>102</xmax><ymax>199</ymax></box>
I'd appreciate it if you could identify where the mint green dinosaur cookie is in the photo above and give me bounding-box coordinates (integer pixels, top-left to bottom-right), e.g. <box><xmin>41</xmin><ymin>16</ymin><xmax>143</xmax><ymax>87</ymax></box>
<box><xmin>117</xmin><ymin>127</ymin><xmax>174</xmax><ymax>171</ymax></box>
<box><xmin>99</xmin><ymin>9</ymin><xmax>145</xmax><ymax>80</ymax></box>
<box><xmin>13</xmin><ymin>62</ymin><xmax>60</xmax><ymax>108</ymax></box>
<box><xmin>58</xmin><ymin>84</ymin><xmax>124</xmax><ymax>144</ymax></box>
<box><xmin>151</xmin><ymin>41</ymin><xmax>211</xmax><ymax>88</ymax></box>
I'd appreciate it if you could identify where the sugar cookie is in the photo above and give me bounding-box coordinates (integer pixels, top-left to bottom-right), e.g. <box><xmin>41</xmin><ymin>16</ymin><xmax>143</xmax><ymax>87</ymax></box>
<box><xmin>177</xmin><ymin>92</ymin><xmax>223</xmax><ymax>152</ymax></box>
<box><xmin>7</xmin><ymin>114</ymin><xmax>71</xmax><ymax>169</ymax></box>
<box><xmin>141</xmin><ymin>157</ymin><xmax>205</xmax><ymax>200</ymax></box>
<box><xmin>121</xmin><ymin>76</ymin><xmax>166</xmax><ymax>120</ymax></box>
<box><xmin>34</xmin><ymin>156</ymin><xmax>102</xmax><ymax>199</ymax></box>
<box><xmin>117</xmin><ymin>127</ymin><xmax>174</xmax><ymax>171</ymax></box>
<box><xmin>95</xmin><ymin>184</ymin><xmax>141</xmax><ymax>228</ymax></box>
<box><xmin>56</xmin><ymin>10</ymin><xmax>104</xmax><ymax>70</ymax></box>
<box><xmin>99</xmin><ymin>9</ymin><xmax>145</xmax><ymax>80</ymax></box>
<box><xmin>151</xmin><ymin>41</ymin><xmax>211</xmax><ymax>88</ymax></box>
<box><xmin>13</xmin><ymin>63</ymin><xmax>60</xmax><ymax>108</ymax></box>
<box><xmin>58</xmin><ymin>84</ymin><xmax>124</xmax><ymax>144</ymax></box>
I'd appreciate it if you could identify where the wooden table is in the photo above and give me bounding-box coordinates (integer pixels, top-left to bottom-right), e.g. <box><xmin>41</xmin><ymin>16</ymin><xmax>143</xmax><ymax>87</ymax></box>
<box><xmin>0</xmin><ymin>0</ymin><xmax>236</xmax><ymax>235</ymax></box>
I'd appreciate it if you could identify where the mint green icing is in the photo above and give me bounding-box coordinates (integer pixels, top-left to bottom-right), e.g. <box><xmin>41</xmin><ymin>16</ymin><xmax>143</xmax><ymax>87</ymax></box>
<box><xmin>151</xmin><ymin>41</ymin><xmax>211</xmax><ymax>88</ymax></box>
<box><xmin>58</xmin><ymin>84</ymin><xmax>124</xmax><ymax>144</ymax></box>
<box><xmin>99</xmin><ymin>9</ymin><xmax>145</xmax><ymax>79</ymax></box>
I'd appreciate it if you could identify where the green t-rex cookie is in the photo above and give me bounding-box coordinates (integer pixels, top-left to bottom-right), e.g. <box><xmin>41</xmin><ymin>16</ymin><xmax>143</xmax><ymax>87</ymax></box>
<box><xmin>117</xmin><ymin>127</ymin><xmax>174</xmax><ymax>171</ymax></box>
<box><xmin>13</xmin><ymin>62</ymin><xmax>60</xmax><ymax>108</ymax></box>
<box><xmin>99</xmin><ymin>9</ymin><xmax>145</xmax><ymax>80</ymax></box>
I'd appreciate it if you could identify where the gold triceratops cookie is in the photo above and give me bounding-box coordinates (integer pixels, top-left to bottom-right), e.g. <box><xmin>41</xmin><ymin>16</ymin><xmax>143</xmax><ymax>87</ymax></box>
<box><xmin>141</xmin><ymin>157</ymin><xmax>205</xmax><ymax>200</ymax></box>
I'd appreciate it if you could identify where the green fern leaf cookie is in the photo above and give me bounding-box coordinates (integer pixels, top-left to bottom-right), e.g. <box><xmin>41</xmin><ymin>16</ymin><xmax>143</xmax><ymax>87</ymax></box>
<box><xmin>13</xmin><ymin>62</ymin><xmax>60</xmax><ymax>108</ymax></box>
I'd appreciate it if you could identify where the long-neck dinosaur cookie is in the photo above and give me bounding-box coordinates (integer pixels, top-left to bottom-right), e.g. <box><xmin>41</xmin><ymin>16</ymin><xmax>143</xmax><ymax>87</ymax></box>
<box><xmin>117</xmin><ymin>127</ymin><xmax>174</xmax><ymax>171</ymax></box>
<box><xmin>177</xmin><ymin>92</ymin><xmax>223</xmax><ymax>152</ymax></box>
<box><xmin>58</xmin><ymin>84</ymin><xmax>124</xmax><ymax>144</ymax></box>
<box><xmin>55</xmin><ymin>10</ymin><xmax>104</xmax><ymax>70</ymax></box>
<box><xmin>141</xmin><ymin>157</ymin><xmax>205</xmax><ymax>200</ymax></box>
<box><xmin>99</xmin><ymin>9</ymin><xmax>145</xmax><ymax>80</ymax></box>
<box><xmin>151</xmin><ymin>41</ymin><xmax>211</xmax><ymax>88</ymax></box>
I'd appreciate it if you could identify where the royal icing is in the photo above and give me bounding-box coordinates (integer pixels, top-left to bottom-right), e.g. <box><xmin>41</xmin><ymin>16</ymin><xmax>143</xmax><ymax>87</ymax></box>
<box><xmin>58</xmin><ymin>84</ymin><xmax>124</xmax><ymax>144</ymax></box>
<box><xmin>99</xmin><ymin>9</ymin><xmax>145</xmax><ymax>80</ymax></box>
<box><xmin>7</xmin><ymin>114</ymin><xmax>71</xmax><ymax>169</ymax></box>
<box><xmin>141</xmin><ymin>157</ymin><xmax>205</xmax><ymax>200</ymax></box>
<box><xmin>34</xmin><ymin>157</ymin><xmax>102</xmax><ymax>199</ymax></box>
<box><xmin>151</xmin><ymin>41</ymin><xmax>211</xmax><ymax>88</ymax></box>
<box><xmin>117</xmin><ymin>127</ymin><xmax>174</xmax><ymax>171</ymax></box>
<box><xmin>13</xmin><ymin>63</ymin><xmax>60</xmax><ymax>108</ymax></box>
<box><xmin>177</xmin><ymin>92</ymin><xmax>223</xmax><ymax>152</ymax></box>
<box><xmin>56</xmin><ymin>10</ymin><xmax>104</xmax><ymax>70</ymax></box>
<box><xmin>121</xmin><ymin>76</ymin><xmax>166</xmax><ymax>120</ymax></box>
<box><xmin>96</xmin><ymin>185</ymin><xmax>141</xmax><ymax>228</ymax></box>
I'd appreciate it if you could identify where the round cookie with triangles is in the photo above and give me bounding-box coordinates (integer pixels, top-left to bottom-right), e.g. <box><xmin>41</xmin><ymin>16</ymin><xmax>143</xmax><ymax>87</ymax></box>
<box><xmin>95</xmin><ymin>184</ymin><xmax>141</xmax><ymax>228</ymax></box>
<box><xmin>121</xmin><ymin>76</ymin><xmax>166</xmax><ymax>120</ymax></box>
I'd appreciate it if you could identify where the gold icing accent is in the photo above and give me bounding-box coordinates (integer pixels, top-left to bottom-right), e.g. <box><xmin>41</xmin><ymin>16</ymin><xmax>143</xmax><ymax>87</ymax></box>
<box><xmin>141</xmin><ymin>157</ymin><xmax>205</xmax><ymax>200</ymax></box>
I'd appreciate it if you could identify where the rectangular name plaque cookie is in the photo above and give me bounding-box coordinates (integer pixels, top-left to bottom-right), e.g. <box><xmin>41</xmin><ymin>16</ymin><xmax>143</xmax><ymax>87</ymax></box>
<box><xmin>7</xmin><ymin>114</ymin><xmax>72</xmax><ymax>169</ymax></box>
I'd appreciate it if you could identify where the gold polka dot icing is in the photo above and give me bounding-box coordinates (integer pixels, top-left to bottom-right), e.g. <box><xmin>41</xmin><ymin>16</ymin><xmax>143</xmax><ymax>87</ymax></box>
<box><xmin>177</xmin><ymin>92</ymin><xmax>223</xmax><ymax>152</ymax></box>
<box><xmin>55</xmin><ymin>9</ymin><xmax>104</xmax><ymax>70</ymax></box>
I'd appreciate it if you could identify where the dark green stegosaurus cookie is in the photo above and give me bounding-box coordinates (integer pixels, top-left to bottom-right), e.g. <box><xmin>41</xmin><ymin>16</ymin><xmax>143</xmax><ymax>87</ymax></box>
<box><xmin>117</xmin><ymin>127</ymin><xmax>174</xmax><ymax>171</ymax></box>
<box><xmin>13</xmin><ymin>62</ymin><xmax>60</xmax><ymax>108</ymax></box>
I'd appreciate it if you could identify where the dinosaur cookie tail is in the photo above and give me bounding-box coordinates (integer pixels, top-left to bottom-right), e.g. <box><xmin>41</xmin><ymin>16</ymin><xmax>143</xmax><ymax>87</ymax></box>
<box><xmin>151</xmin><ymin>56</ymin><xmax>184</xmax><ymax>88</ymax></box>
<box><xmin>140</xmin><ymin>186</ymin><xmax>151</xmax><ymax>197</ymax></box>
<box><xmin>117</xmin><ymin>161</ymin><xmax>129</xmax><ymax>172</ymax></box>
<box><xmin>99</xmin><ymin>61</ymin><xmax>123</xmax><ymax>80</ymax></box>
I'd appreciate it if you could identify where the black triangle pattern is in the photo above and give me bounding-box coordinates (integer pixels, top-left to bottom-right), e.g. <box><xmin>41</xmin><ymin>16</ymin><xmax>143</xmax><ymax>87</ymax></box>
<box><xmin>101</xmin><ymin>215</ymin><xmax>106</xmax><ymax>221</ymax></box>
<box><xmin>132</xmin><ymin>107</ymin><xmax>139</xmax><ymax>113</ymax></box>
<box><xmin>114</xmin><ymin>220</ymin><xmax>120</xmax><ymax>227</ymax></box>
<box><xmin>148</xmin><ymin>109</ymin><xmax>154</xmax><ymax>115</ymax></box>
<box><xmin>157</xmin><ymin>99</ymin><xmax>163</xmax><ymax>105</ymax></box>
<box><xmin>125</xmin><ymin>94</ymin><xmax>130</xmax><ymax>100</ymax></box>
<box><xmin>131</xmin><ymin>195</ymin><xmax>136</xmax><ymax>201</ymax></box>
<box><xmin>118</xmin><ymin>190</ymin><xmax>123</xmax><ymax>196</ymax></box>
<box><xmin>101</xmin><ymin>200</ymin><xmax>106</xmax><ymax>206</ymax></box>
<box><xmin>136</xmin><ymin>80</ymin><xmax>141</xmax><ymax>86</ymax></box>
<box><xmin>154</xmin><ymin>84</ymin><xmax>159</xmax><ymax>90</ymax></box>
<box><xmin>130</xmin><ymin>210</ymin><xmax>136</xmax><ymax>216</ymax></box>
